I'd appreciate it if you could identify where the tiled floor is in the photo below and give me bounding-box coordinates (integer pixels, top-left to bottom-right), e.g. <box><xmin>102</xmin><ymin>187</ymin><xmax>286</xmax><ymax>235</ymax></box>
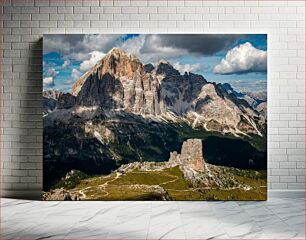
<box><xmin>1</xmin><ymin>198</ymin><xmax>305</xmax><ymax>239</ymax></box>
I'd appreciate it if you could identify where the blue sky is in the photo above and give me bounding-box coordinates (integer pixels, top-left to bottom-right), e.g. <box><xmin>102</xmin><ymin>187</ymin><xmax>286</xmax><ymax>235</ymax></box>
<box><xmin>43</xmin><ymin>34</ymin><xmax>267</xmax><ymax>93</ymax></box>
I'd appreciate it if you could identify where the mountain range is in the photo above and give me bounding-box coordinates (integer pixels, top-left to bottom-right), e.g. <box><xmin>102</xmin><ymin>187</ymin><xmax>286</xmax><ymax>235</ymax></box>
<box><xmin>44</xmin><ymin>47</ymin><xmax>266</xmax><ymax>136</ymax></box>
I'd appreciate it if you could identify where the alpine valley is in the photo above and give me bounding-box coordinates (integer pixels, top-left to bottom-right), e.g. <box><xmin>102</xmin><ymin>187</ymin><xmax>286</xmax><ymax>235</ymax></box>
<box><xmin>43</xmin><ymin>48</ymin><xmax>267</xmax><ymax>201</ymax></box>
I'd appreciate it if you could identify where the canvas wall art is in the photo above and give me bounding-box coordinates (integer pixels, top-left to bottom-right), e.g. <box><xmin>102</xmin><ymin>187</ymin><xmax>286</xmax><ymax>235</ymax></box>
<box><xmin>43</xmin><ymin>34</ymin><xmax>267</xmax><ymax>200</ymax></box>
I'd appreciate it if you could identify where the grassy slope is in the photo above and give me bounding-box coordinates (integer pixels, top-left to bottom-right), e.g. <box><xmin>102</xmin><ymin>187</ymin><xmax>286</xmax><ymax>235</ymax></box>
<box><xmin>68</xmin><ymin>166</ymin><xmax>267</xmax><ymax>201</ymax></box>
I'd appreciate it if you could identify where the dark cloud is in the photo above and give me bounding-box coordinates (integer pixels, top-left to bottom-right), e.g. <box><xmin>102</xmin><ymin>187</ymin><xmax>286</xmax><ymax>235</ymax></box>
<box><xmin>43</xmin><ymin>34</ymin><xmax>248</xmax><ymax>64</ymax></box>
<box><xmin>43</xmin><ymin>34</ymin><xmax>84</xmax><ymax>55</ymax></box>
<box><xmin>43</xmin><ymin>34</ymin><xmax>122</xmax><ymax>60</ymax></box>
<box><xmin>141</xmin><ymin>34</ymin><xmax>246</xmax><ymax>56</ymax></box>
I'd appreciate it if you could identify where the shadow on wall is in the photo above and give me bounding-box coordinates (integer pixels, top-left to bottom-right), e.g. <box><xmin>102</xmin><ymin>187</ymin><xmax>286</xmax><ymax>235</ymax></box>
<box><xmin>3</xmin><ymin>38</ymin><xmax>43</xmax><ymax>200</ymax></box>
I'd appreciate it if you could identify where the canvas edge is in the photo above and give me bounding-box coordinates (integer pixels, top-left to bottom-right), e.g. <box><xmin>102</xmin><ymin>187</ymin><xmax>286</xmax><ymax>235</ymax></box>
<box><xmin>1</xmin><ymin>190</ymin><xmax>304</xmax><ymax>200</ymax></box>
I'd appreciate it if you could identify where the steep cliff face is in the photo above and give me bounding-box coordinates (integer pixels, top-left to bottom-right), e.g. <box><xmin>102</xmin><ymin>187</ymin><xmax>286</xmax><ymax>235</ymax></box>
<box><xmin>188</xmin><ymin>82</ymin><xmax>261</xmax><ymax>135</ymax></box>
<box><xmin>159</xmin><ymin>72</ymin><xmax>207</xmax><ymax>115</ymax></box>
<box><xmin>74</xmin><ymin>48</ymin><xmax>161</xmax><ymax>115</ymax></box>
<box><xmin>169</xmin><ymin>139</ymin><xmax>205</xmax><ymax>172</ymax></box>
<box><xmin>71</xmin><ymin>48</ymin><xmax>143</xmax><ymax>96</ymax></box>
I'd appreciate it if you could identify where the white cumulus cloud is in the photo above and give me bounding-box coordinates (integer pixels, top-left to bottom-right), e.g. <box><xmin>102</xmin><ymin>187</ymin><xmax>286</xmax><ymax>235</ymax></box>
<box><xmin>80</xmin><ymin>51</ymin><xmax>105</xmax><ymax>72</ymax></box>
<box><xmin>120</xmin><ymin>35</ymin><xmax>145</xmax><ymax>57</ymax></box>
<box><xmin>46</xmin><ymin>67</ymin><xmax>59</xmax><ymax>77</ymax></box>
<box><xmin>61</xmin><ymin>60</ymin><xmax>70</xmax><ymax>69</ymax></box>
<box><xmin>71</xmin><ymin>68</ymin><xmax>81</xmax><ymax>81</ymax></box>
<box><xmin>213</xmin><ymin>42</ymin><xmax>267</xmax><ymax>75</ymax></box>
<box><xmin>43</xmin><ymin>77</ymin><xmax>54</xmax><ymax>87</ymax></box>
<box><xmin>173</xmin><ymin>62</ymin><xmax>202</xmax><ymax>74</ymax></box>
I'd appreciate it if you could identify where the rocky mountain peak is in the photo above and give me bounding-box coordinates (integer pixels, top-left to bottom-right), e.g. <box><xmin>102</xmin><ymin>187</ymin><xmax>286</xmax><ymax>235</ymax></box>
<box><xmin>109</xmin><ymin>47</ymin><xmax>122</xmax><ymax>54</ymax></box>
<box><xmin>222</xmin><ymin>83</ymin><xmax>235</xmax><ymax>94</ymax></box>
<box><xmin>72</xmin><ymin>47</ymin><xmax>143</xmax><ymax>97</ymax></box>
<box><xmin>156</xmin><ymin>59</ymin><xmax>180</xmax><ymax>76</ymax></box>
<box><xmin>158</xmin><ymin>59</ymin><xmax>170</xmax><ymax>65</ymax></box>
<box><xmin>107</xmin><ymin>47</ymin><xmax>139</xmax><ymax>62</ymax></box>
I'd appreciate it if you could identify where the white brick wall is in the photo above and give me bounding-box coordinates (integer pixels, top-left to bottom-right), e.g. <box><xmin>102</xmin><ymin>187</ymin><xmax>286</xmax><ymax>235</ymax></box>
<box><xmin>1</xmin><ymin>0</ymin><xmax>305</xmax><ymax>197</ymax></box>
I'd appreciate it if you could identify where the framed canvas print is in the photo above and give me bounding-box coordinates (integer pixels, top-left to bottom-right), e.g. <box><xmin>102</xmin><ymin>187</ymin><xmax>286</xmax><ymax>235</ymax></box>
<box><xmin>43</xmin><ymin>34</ymin><xmax>267</xmax><ymax>201</ymax></box>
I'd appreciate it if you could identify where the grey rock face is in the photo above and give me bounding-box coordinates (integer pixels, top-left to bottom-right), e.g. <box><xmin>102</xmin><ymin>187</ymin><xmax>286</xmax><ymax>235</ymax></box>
<box><xmin>75</xmin><ymin>48</ymin><xmax>161</xmax><ymax>115</ymax></box>
<box><xmin>43</xmin><ymin>90</ymin><xmax>62</xmax><ymax>115</ymax></box>
<box><xmin>144</xmin><ymin>63</ymin><xmax>154</xmax><ymax>73</ymax></box>
<box><xmin>156</xmin><ymin>60</ymin><xmax>180</xmax><ymax>76</ymax></box>
<box><xmin>58</xmin><ymin>93</ymin><xmax>76</xmax><ymax>109</ymax></box>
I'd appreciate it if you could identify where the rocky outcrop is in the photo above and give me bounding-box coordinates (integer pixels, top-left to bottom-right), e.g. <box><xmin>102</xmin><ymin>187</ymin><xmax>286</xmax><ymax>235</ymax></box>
<box><xmin>113</xmin><ymin>139</ymin><xmax>205</xmax><ymax>173</ymax></box>
<box><xmin>169</xmin><ymin>139</ymin><xmax>205</xmax><ymax>172</ymax></box>
<box><xmin>43</xmin><ymin>188</ymin><xmax>80</xmax><ymax>200</ymax></box>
